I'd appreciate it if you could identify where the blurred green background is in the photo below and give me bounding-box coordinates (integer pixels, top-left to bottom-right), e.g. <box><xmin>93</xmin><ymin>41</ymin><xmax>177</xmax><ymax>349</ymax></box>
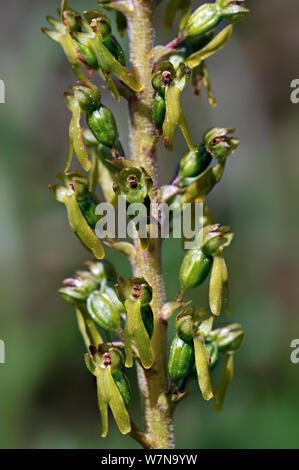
<box><xmin>1</xmin><ymin>0</ymin><xmax>299</xmax><ymax>449</ymax></box>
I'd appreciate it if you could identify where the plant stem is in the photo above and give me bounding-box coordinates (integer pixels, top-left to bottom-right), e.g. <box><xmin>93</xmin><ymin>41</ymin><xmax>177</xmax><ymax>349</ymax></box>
<box><xmin>127</xmin><ymin>0</ymin><xmax>174</xmax><ymax>449</ymax></box>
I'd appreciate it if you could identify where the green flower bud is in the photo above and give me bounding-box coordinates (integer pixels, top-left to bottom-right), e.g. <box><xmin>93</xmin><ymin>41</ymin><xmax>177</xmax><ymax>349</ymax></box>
<box><xmin>63</xmin><ymin>172</ymin><xmax>100</xmax><ymax>229</ymax></box>
<box><xmin>216</xmin><ymin>0</ymin><xmax>249</xmax><ymax>23</ymax></box>
<box><xmin>141</xmin><ymin>304</ymin><xmax>154</xmax><ymax>339</ymax></box>
<box><xmin>201</xmin><ymin>224</ymin><xmax>234</xmax><ymax>256</ymax></box>
<box><xmin>168</xmin><ymin>336</ymin><xmax>195</xmax><ymax>383</ymax></box>
<box><xmin>42</xmin><ymin>15</ymin><xmax>85</xmax><ymax>79</ymax></box>
<box><xmin>114</xmin><ymin>167</ymin><xmax>153</xmax><ymax>204</ymax></box>
<box><xmin>180</xmin><ymin>144</ymin><xmax>212</xmax><ymax>178</ymax></box>
<box><xmin>204</xmin><ymin>127</ymin><xmax>240</xmax><ymax>161</ymax></box>
<box><xmin>205</xmin><ymin>341</ymin><xmax>219</xmax><ymax>369</ymax></box>
<box><xmin>180</xmin><ymin>248</ymin><xmax>212</xmax><ymax>289</ymax></box>
<box><xmin>63</xmin><ymin>9</ymin><xmax>82</xmax><ymax>32</ymax></box>
<box><xmin>86</xmin><ymin>345</ymin><xmax>131</xmax><ymax>437</ymax></box>
<box><xmin>87</xmin><ymin>105</ymin><xmax>118</xmax><ymax>148</ymax></box>
<box><xmin>185</xmin><ymin>3</ymin><xmax>220</xmax><ymax>38</ymax></box>
<box><xmin>218</xmin><ymin>330</ymin><xmax>244</xmax><ymax>352</ymax></box>
<box><xmin>102</xmin><ymin>35</ymin><xmax>126</xmax><ymax>66</ymax></box>
<box><xmin>116</xmin><ymin>277</ymin><xmax>153</xmax><ymax>369</ymax></box>
<box><xmin>153</xmin><ymin>93</ymin><xmax>166</xmax><ymax>130</ymax></box>
<box><xmin>175</xmin><ymin>308</ymin><xmax>194</xmax><ymax>344</ymax></box>
<box><xmin>208</xmin><ymin>324</ymin><xmax>244</xmax><ymax>353</ymax></box>
<box><xmin>87</xmin><ymin>287</ymin><xmax>124</xmax><ymax>333</ymax></box>
<box><xmin>59</xmin><ymin>271</ymin><xmax>101</xmax><ymax>306</ymax></box>
<box><xmin>72</xmin><ymin>81</ymin><xmax>101</xmax><ymax>113</ymax></box>
<box><xmin>152</xmin><ymin>62</ymin><xmax>175</xmax><ymax>96</ymax></box>
<box><xmin>85</xmin><ymin>10</ymin><xmax>112</xmax><ymax>38</ymax></box>
<box><xmin>49</xmin><ymin>172</ymin><xmax>104</xmax><ymax>259</ymax></box>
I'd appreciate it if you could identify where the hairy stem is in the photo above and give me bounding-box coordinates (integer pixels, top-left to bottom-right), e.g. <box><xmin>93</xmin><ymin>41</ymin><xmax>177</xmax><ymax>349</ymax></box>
<box><xmin>127</xmin><ymin>0</ymin><xmax>174</xmax><ymax>449</ymax></box>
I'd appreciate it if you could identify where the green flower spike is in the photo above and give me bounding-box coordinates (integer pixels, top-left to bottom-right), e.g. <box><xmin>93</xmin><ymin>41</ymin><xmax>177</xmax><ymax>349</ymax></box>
<box><xmin>75</xmin><ymin>12</ymin><xmax>142</xmax><ymax>92</ymax></box>
<box><xmin>179</xmin><ymin>144</ymin><xmax>212</xmax><ymax>179</ymax></box>
<box><xmin>152</xmin><ymin>61</ymin><xmax>194</xmax><ymax>149</ymax></box>
<box><xmin>162</xmin><ymin>64</ymin><xmax>195</xmax><ymax>151</ymax></box>
<box><xmin>87</xmin><ymin>105</ymin><xmax>118</xmax><ymax>148</ymax></box>
<box><xmin>85</xmin><ymin>345</ymin><xmax>131</xmax><ymax>437</ymax></box>
<box><xmin>59</xmin><ymin>260</ymin><xmax>124</xmax><ymax>336</ymax></box>
<box><xmin>59</xmin><ymin>270</ymin><xmax>102</xmax><ymax>307</ymax></box>
<box><xmin>42</xmin><ymin>3</ymin><xmax>86</xmax><ymax>80</ymax></box>
<box><xmin>180</xmin><ymin>248</ymin><xmax>212</xmax><ymax>290</ymax></box>
<box><xmin>113</xmin><ymin>167</ymin><xmax>153</xmax><ymax>204</ymax></box>
<box><xmin>64</xmin><ymin>81</ymin><xmax>119</xmax><ymax>171</ymax></box>
<box><xmin>87</xmin><ymin>284</ymin><xmax>125</xmax><ymax>333</ymax></box>
<box><xmin>193</xmin><ymin>334</ymin><xmax>214</xmax><ymax>401</ymax></box>
<box><xmin>63</xmin><ymin>91</ymin><xmax>91</xmax><ymax>172</ymax></box>
<box><xmin>217</xmin><ymin>0</ymin><xmax>249</xmax><ymax>23</ymax></box>
<box><xmin>59</xmin><ymin>260</ymin><xmax>117</xmax><ymax>307</ymax></box>
<box><xmin>168</xmin><ymin>335</ymin><xmax>195</xmax><ymax>383</ymax></box>
<box><xmin>201</xmin><ymin>224</ymin><xmax>234</xmax><ymax>257</ymax></box>
<box><xmin>116</xmin><ymin>277</ymin><xmax>154</xmax><ymax>369</ymax></box>
<box><xmin>173</xmin><ymin>308</ymin><xmax>215</xmax><ymax>400</ymax></box>
<box><xmin>209</xmin><ymin>249</ymin><xmax>229</xmax><ymax>316</ymax></box>
<box><xmin>207</xmin><ymin>324</ymin><xmax>245</xmax><ymax>353</ymax></box>
<box><xmin>180</xmin><ymin>128</ymin><xmax>240</xmax><ymax>204</ymax></box>
<box><xmin>184</xmin><ymin>0</ymin><xmax>249</xmax><ymax>38</ymax></box>
<box><xmin>196</xmin><ymin>224</ymin><xmax>234</xmax><ymax>316</ymax></box>
<box><xmin>186</xmin><ymin>25</ymin><xmax>233</xmax><ymax>69</ymax></box>
<box><xmin>74</xmin><ymin>81</ymin><xmax>118</xmax><ymax>149</ymax></box>
<box><xmin>184</xmin><ymin>2</ymin><xmax>220</xmax><ymax>38</ymax></box>
<box><xmin>213</xmin><ymin>352</ymin><xmax>234</xmax><ymax>412</ymax></box>
<box><xmin>74</xmin><ymin>10</ymin><xmax>126</xmax><ymax>100</ymax></box>
<box><xmin>204</xmin><ymin>127</ymin><xmax>240</xmax><ymax>161</ymax></box>
<box><xmin>49</xmin><ymin>172</ymin><xmax>105</xmax><ymax>259</ymax></box>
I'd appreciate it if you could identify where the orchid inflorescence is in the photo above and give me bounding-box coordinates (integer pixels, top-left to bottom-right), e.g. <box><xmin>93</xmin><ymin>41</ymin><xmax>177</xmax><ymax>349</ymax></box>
<box><xmin>43</xmin><ymin>0</ymin><xmax>249</xmax><ymax>448</ymax></box>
